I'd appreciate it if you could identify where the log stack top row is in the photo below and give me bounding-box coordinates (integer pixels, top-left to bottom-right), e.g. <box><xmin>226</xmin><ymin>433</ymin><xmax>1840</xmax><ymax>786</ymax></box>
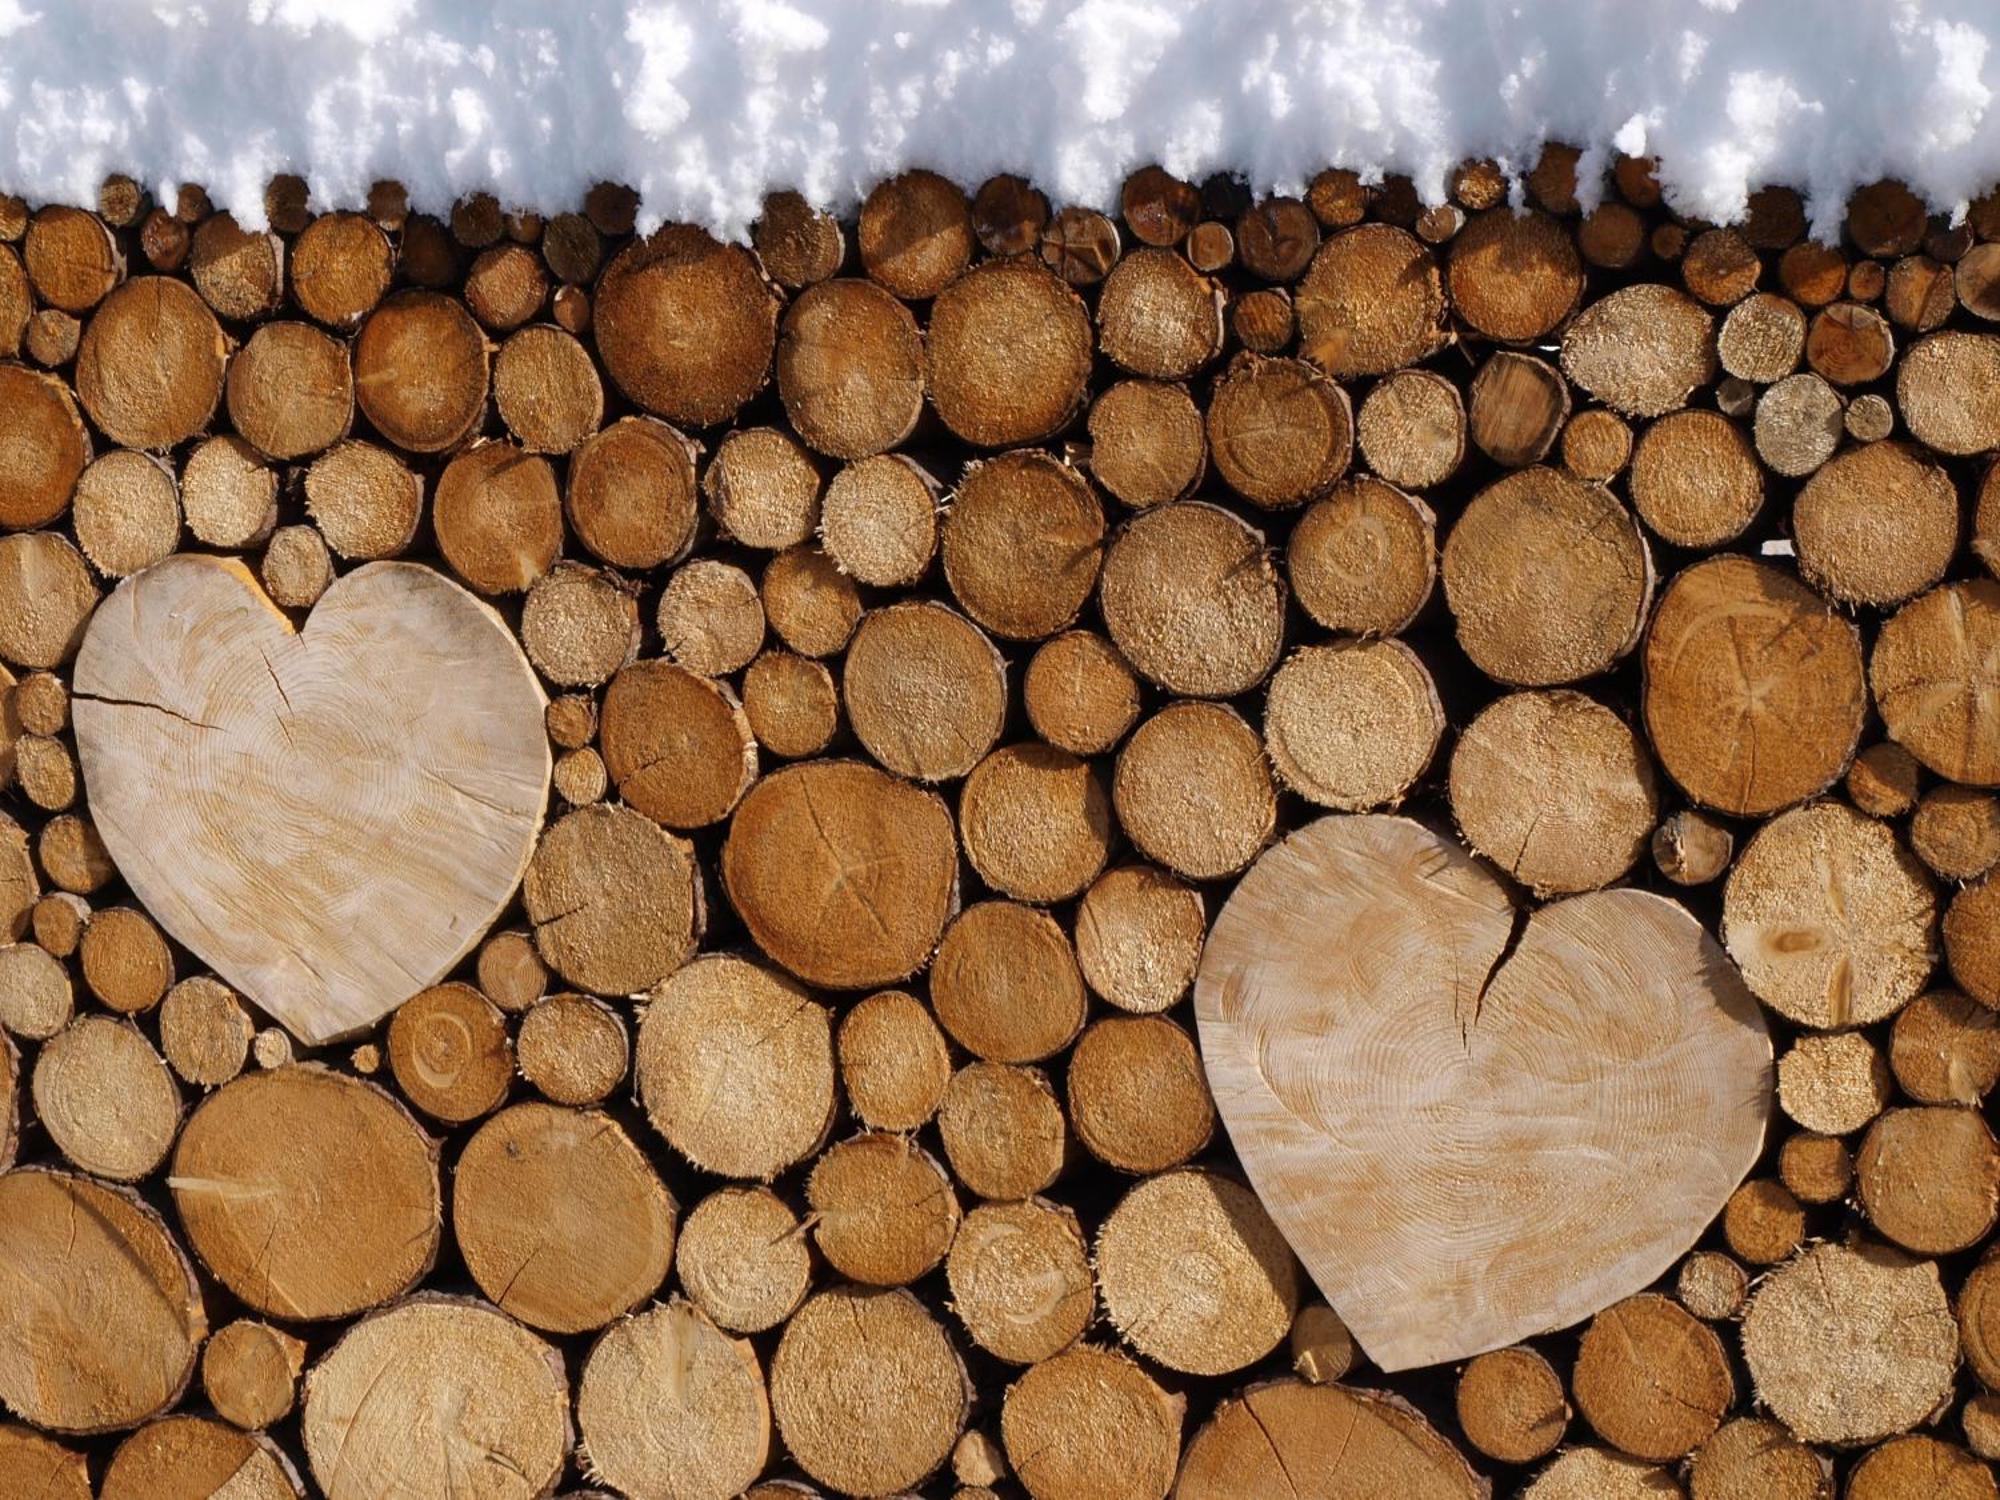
<box><xmin>0</xmin><ymin>149</ymin><xmax>1995</xmax><ymax>1499</ymax></box>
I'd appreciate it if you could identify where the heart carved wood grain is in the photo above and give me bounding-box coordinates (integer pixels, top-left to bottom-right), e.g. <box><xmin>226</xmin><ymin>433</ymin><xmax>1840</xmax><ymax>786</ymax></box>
<box><xmin>1194</xmin><ymin>812</ymin><xmax>1773</xmax><ymax>1371</ymax></box>
<box><xmin>72</xmin><ymin>555</ymin><xmax>550</xmax><ymax>1045</ymax></box>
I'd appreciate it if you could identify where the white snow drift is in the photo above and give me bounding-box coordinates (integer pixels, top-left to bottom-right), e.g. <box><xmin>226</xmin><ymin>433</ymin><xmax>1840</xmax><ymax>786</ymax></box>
<box><xmin>0</xmin><ymin>0</ymin><xmax>1995</xmax><ymax>240</ymax></box>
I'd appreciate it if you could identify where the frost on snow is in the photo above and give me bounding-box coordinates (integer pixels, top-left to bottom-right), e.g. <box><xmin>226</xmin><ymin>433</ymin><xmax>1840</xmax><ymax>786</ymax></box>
<box><xmin>1</xmin><ymin>0</ymin><xmax>1998</xmax><ymax>240</ymax></box>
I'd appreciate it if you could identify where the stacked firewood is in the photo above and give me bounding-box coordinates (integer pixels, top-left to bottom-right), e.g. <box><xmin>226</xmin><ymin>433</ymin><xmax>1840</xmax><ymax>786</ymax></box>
<box><xmin>0</xmin><ymin>152</ymin><xmax>1996</xmax><ymax>1499</ymax></box>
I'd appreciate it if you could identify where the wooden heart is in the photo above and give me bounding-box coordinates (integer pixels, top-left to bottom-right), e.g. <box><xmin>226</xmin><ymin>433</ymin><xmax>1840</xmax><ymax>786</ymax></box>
<box><xmin>72</xmin><ymin>556</ymin><xmax>550</xmax><ymax>1045</ymax></box>
<box><xmin>1194</xmin><ymin>813</ymin><xmax>1772</xmax><ymax>1371</ymax></box>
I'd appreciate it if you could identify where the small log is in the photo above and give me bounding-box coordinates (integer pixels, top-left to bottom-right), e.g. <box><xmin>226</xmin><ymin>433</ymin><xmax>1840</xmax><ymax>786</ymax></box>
<box><xmin>1560</xmin><ymin>283</ymin><xmax>1716</xmax><ymax>416</ymax></box>
<box><xmin>842</xmin><ymin>601</ymin><xmax>1005</xmax><ymax>780</ymax></box>
<box><xmin>706</xmin><ymin>426</ymin><xmax>822</xmax><ymax>550</ymax></box>
<box><xmin>1067</xmin><ymin>1013</ymin><xmax>1213</xmax><ymax>1173</ymax></box>
<box><xmin>24</xmin><ymin>205</ymin><xmax>123</xmax><ymax>311</ymax></box>
<box><xmin>838</xmin><ymin>989</ymin><xmax>950</xmax><ymax>1133</ymax></box>
<box><xmin>1450</xmin><ymin>689</ymin><xmax>1656</xmax><ymax>894</ymax></box>
<box><xmin>1629</xmin><ymin>409</ymin><xmax>1763</xmax><ymax>547</ymax></box>
<box><xmin>0</xmin><ymin>1170</ymin><xmax>205</xmax><ymax>1433</ymax></box>
<box><xmin>0</xmin><ymin>532</ymin><xmax>96</xmax><ymax>671</ymax></box>
<box><xmin>1573</xmin><ymin>1293</ymin><xmax>1732</xmax><ymax>1460</ymax></box>
<box><xmin>1887</xmin><ymin>252</ymin><xmax>1957</xmax><ymax>331</ymax></box>
<box><xmin>552</xmin><ymin>747</ymin><xmax>607</xmax><ymax>805</ymax></box>
<box><xmin>576</xmin><ymin>1301</ymin><xmax>769</xmax><ymax>1500</ymax></box>
<box><xmin>181</xmin><ymin>434</ymin><xmax>278</xmax><ymax>552</ymax></box>
<box><xmin>476</xmin><ymin>928</ymin><xmax>549</xmax><ymax>1012</ymax></box>
<box><xmin>819</xmin><ymin>451</ymin><xmax>939</xmax><ymax>585</ymax></box>
<box><xmin>464</xmin><ymin>242</ymin><xmax>548</xmax><ymax>330</ymax></box>
<box><xmin>23</xmin><ymin>307</ymin><xmax>79</xmax><ymax>366</ymax></box>
<box><xmin>0</xmin><ymin>244</ymin><xmax>27</xmax><ymax>353</ymax></box>
<box><xmin>1114</xmin><ymin>701</ymin><xmax>1275</xmax><ymax>879</ymax></box>
<box><xmin>677</xmin><ymin>1186</ymin><xmax>811</xmax><ymax>1333</ymax></box>
<box><xmin>971</xmin><ymin>173</ymin><xmax>1048</xmax><ymax>258</ymax></box>
<box><xmin>1525</xmin><ymin>1448</ymin><xmax>1679</xmax><ymax>1498</ymax></box>
<box><xmin>72</xmin><ymin>450</ymin><xmax>179</xmax><ymax>577</ymax></box>
<box><xmin>932</xmin><ymin>903</ymin><xmax>1086</xmax><ymax>1064</ymax></box>
<box><xmin>1456</xmin><ymin>1346</ymin><xmax>1569</xmax><ymax>1464</ymax></box>
<box><xmin>228</xmin><ymin>320</ymin><xmax>354</xmax><ymax>462</ymax></box>
<box><xmin>396</xmin><ymin>214</ymin><xmax>456</xmax><ymax>287</ymax></box>
<box><xmin>1722</xmin><ymin>1177</ymin><xmax>1807</xmax><ymax>1264</ymax></box>
<box><xmin>1296</xmin><ymin>224</ymin><xmax>1445</xmax><ymax>377</ymax></box>
<box><xmin>927</xmin><ymin>261</ymin><xmax>1088</xmax><ymax>445</ymax></box>
<box><xmin>1022</xmin><ymin>630</ymin><xmax>1139</xmax><ymax>756</ymax></box>
<box><xmin>1085</xmin><ymin>378</ymin><xmax>1206</xmax><ymax>507</ymax></box>
<box><xmin>753</xmin><ymin>190</ymin><xmax>843</xmax><ymax>288</ymax></box>
<box><xmin>1743</xmin><ymin>1243</ymin><xmax>1957</xmax><ymax>1446</ymax></box>
<box><xmin>858</xmin><ymin>169</ymin><xmax>973</xmax><ymax>300</ymax></box>
<box><xmin>1644</xmin><ymin>556</ymin><xmax>1865</xmax><ymax>815</ymax></box>
<box><xmin>78</xmin><ymin>903</ymin><xmax>171</xmax><ymax>1014</ymax></box>
<box><xmin>1237</xmin><ymin>196</ymin><xmax>1319</xmax><ymax>281</ymax></box>
<box><xmin>1097</xmin><ymin>246</ymin><xmax>1223</xmax><ymax>379</ymax></box>
<box><xmin>1914</xmin><ymin>786</ymin><xmax>2000</xmax><ymax>880</ymax></box>
<box><xmin>27</xmin><ymin>896</ymin><xmax>84</xmax><ymax>962</ymax></box>
<box><xmin>741</xmin><ymin>649</ymin><xmax>838</xmax><ymax>759</ymax></box>
<box><xmin>159</xmin><ymin>976</ymin><xmax>254</xmax><ymax>1089</ymax></box>
<box><xmin>761</xmin><ymin>544</ymin><xmax>861</xmax><ymax>657</ymax></box>
<box><xmin>600</xmin><ymin>659</ymin><xmax>756</xmax><ymax>826</ymax></box>
<box><xmin>0</xmin><ymin>941</ymin><xmax>70</xmax><ymax>1040</ymax></box>
<box><xmin>1037</xmin><ymin>205</ymin><xmax>1121</xmax><ymax>286</ymax></box>
<box><xmin>637</xmin><ymin>953</ymin><xmax>834</xmax><ymax>1181</ymax></box>
<box><xmin>1001</xmin><ymin>1346</ymin><xmax>1183</xmax><ymax>1500</ymax></box>
<box><xmin>1718</xmin><ymin>290</ymin><xmax>1806</xmax><ymax>382</ymax></box>
<box><xmin>1099</xmin><ymin>499</ymin><xmax>1284</xmax><ymax>696</ymax></box>
<box><xmin>807</xmin><ymin>1132</ymin><xmax>960</xmax><ymax>1285</ymax></box>
<box><xmin>303</xmin><ymin>441</ymin><xmax>421</xmax><ymax>561</ymax></box>
<box><xmin>301</xmin><ymin>1299</ymin><xmax>570</xmax><ymax>1500</ymax></box>
<box><xmin>520</xmin><ymin>563</ymin><xmax>639</xmax><ymax>689</ymax></box>
<box><xmin>352</xmin><ymin>290</ymin><xmax>490</xmax><ymax>453</ymax></box>
<box><xmin>1265</xmin><ymin>639</ymin><xmax>1442</xmax><ymax>811</ymax></box>
<box><xmin>1681</xmin><ymin>227</ymin><xmax>1760</xmax><ymax>306</ymax></box>
<box><xmin>32</xmin><ymin>1014</ymin><xmax>180</xmax><ymax>1180</ymax></box>
<box><xmin>947</xmin><ymin>1198</ymin><xmax>1093</xmax><ymax>1366</ymax></box>
<box><xmin>1891</xmin><ymin>989</ymin><xmax>2000</xmax><ymax>1105</ymax></box>
<box><xmin>1467</xmin><ymin>350</ymin><xmax>1570</xmax><ymax>467</ymax></box>
<box><xmin>38</xmin><ymin>812</ymin><xmax>114</xmax><ymax>895</ymax></box>
<box><xmin>568</xmin><ymin>415</ymin><xmax>700</xmax><ymax>572</ymax></box>
<box><xmin>1873</xmin><ymin>580</ymin><xmax>2000</xmax><ymax>785</ymax></box>
<box><xmin>1688</xmin><ymin>1418</ymin><xmax>1827</xmax><ymax>1500</ymax></box>
<box><xmin>290</xmin><ymin>212</ymin><xmax>392</xmax><ymax>328</ymax></box>
<box><xmin>454</xmin><ymin>1103</ymin><xmax>673</xmax><ymax>1333</ymax></box>
<box><xmin>1289</xmin><ymin>1303</ymin><xmax>1356</xmax><ymax>1384</ymax></box>
<box><xmin>943</xmin><ymin>450</ymin><xmax>1104</xmax><ymax>640</ymax></box>
<box><xmin>1898</xmin><ymin>331</ymin><xmax>2000</xmax><ymax>454</ymax></box>
<box><xmin>251</xmin><ymin>1029</ymin><xmax>292</xmax><ymax>1070</ymax></box>
<box><xmin>386</xmin><ymin>982</ymin><xmax>512</xmax><ymax>1124</ymax></box>
<box><xmin>493</xmin><ymin>324</ymin><xmax>603</xmax><ymax>453</ymax></box>
<box><xmin>1778</xmin><ymin>1030</ymin><xmax>1890</xmax><ymax>1136</ymax></box>
<box><xmin>1207</xmin><ymin>352</ymin><xmax>1351</xmax><ymax>506</ymax></box>
<box><xmin>1848</xmin><ymin>1436</ymin><xmax>1996</xmax><ymax>1500</ymax></box>
<box><xmin>1074</xmin><ymin>863</ymin><xmax>1205</xmax><ymax>1014</ymax></box>
<box><xmin>1354</xmin><ymin>367</ymin><xmax>1465</xmax><ymax>488</ymax></box>
<box><xmin>770</xmin><ymin>1286</ymin><xmax>967</xmax><ymax>1498</ymax></box>
<box><xmin>1806</xmin><ymin>300</ymin><xmax>1895</xmax><ymax>384</ymax></box>
<box><xmin>937</xmin><ymin>1061</ymin><xmax>1068</xmax><ymax>1201</ymax></box>
<box><xmin>1449</xmin><ymin>208</ymin><xmax>1585</xmax><ymax>341</ymax></box>
<box><xmin>595</xmin><ymin>226</ymin><xmax>779</xmax><ymax>427</ymax></box>
<box><xmin>76</xmin><ymin>277</ymin><xmax>227</xmax><ymax>449</ymax></box>
<box><xmin>0</xmin><ymin>1426</ymin><xmax>88</xmax><ymax>1499</ymax></box>
<box><xmin>516</xmin><ymin>993</ymin><xmax>627</xmax><ymax>1106</ymax></box>
<box><xmin>1442</xmin><ymin>465</ymin><xmax>1651</xmax><ymax>686</ymax></box>
<box><xmin>959</xmin><ymin>743</ymin><xmax>1111</xmax><ymax>903</ymax></box>
<box><xmin>100</xmin><ymin>1416</ymin><xmax>302</xmax><ymax>1499</ymax></box>
<box><xmin>14</xmin><ymin>733</ymin><xmax>74</xmax><ymax>812</ymax></box>
<box><xmin>1651</xmin><ymin>810</ymin><xmax>1734</xmax><ymax>887</ymax></box>
<box><xmin>0</xmin><ymin>365</ymin><xmax>89</xmax><ymax>531</ymax></box>
<box><xmin>1577</xmin><ymin>201</ymin><xmax>1646</xmax><ymax>269</ymax></box>
<box><xmin>1096</xmin><ymin>1170</ymin><xmax>1298</xmax><ymax>1376</ymax></box>
<box><xmin>1185</xmin><ymin>219</ymin><xmax>1234</xmax><ymax>272</ymax></box>
<box><xmin>778</xmin><ymin>278</ymin><xmax>926</xmax><ymax>458</ymax></box>
<box><xmin>1794</xmin><ymin>441</ymin><xmax>1956</xmax><ymax>606</ymax></box>
<box><xmin>523</xmin><ymin>803</ymin><xmax>702</xmax><ymax>996</ymax></box>
<box><xmin>13</xmin><ymin>671</ymin><xmax>63</xmax><ymax>735</ymax></box>
<box><xmin>1857</xmin><ymin>1106</ymin><xmax>2000</xmax><ymax>1254</ymax></box>
<box><xmin>1307</xmin><ymin>168</ymin><xmax>1367</xmax><ymax>227</ymax></box>
<box><xmin>664</xmin><ymin>560</ymin><xmax>772</xmax><ymax>676</ymax></box>
<box><xmin>1723</xmin><ymin>802</ymin><xmax>1935</xmax><ymax>1028</ymax></box>
<box><xmin>202</xmin><ymin>1319</ymin><xmax>306</xmax><ymax>1430</ymax></box>
<box><xmin>432</xmin><ymin>441</ymin><xmax>561</xmax><ymax>595</ymax></box>
<box><xmin>1676</xmin><ymin>1252</ymin><xmax>1749</xmax><ymax>1322</ymax></box>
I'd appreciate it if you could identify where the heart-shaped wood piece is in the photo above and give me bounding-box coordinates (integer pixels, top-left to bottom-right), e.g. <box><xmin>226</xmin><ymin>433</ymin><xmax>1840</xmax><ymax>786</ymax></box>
<box><xmin>72</xmin><ymin>556</ymin><xmax>550</xmax><ymax>1045</ymax></box>
<box><xmin>1194</xmin><ymin>813</ymin><xmax>1772</xmax><ymax>1372</ymax></box>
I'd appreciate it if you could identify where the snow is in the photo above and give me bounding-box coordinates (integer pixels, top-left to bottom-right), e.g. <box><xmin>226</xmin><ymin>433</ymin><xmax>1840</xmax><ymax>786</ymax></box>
<box><xmin>0</xmin><ymin>0</ymin><xmax>1998</xmax><ymax>241</ymax></box>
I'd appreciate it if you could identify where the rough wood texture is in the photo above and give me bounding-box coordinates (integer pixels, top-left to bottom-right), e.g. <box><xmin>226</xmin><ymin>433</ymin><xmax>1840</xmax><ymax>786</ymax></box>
<box><xmin>1195</xmin><ymin>814</ymin><xmax>1771</xmax><ymax>1370</ymax></box>
<box><xmin>71</xmin><ymin>556</ymin><xmax>550</xmax><ymax>1043</ymax></box>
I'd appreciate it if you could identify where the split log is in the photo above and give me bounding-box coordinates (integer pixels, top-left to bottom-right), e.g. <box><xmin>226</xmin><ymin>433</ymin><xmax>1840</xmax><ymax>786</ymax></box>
<box><xmin>770</xmin><ymin>1286</ymin><xmax>968</xmax><ymax>1498</ymax></box>
<box><xmin>170</xmin><ymin>1068</ymin><xmax>441</xmax><ymax>1320</ymax></box>
<box><xmin>1441</xmin><ymin>465</ymin><xmax>1651</xmax><ymax>686</ymax></box>
<box><xmin>1099</xmin><ymin>500</ymin><xmax>1284</xmax><ymax>696</ymax></box>
<box><xmin>637</xmin><ymin>953</ymin><xmax>834</xmax><ymax>1181</ymax></box>
<box><xmin>945</xmin><ymin>1198</ymin><xmax>1094</xmax><ymax>1364</ymax></box>
<box><xmin>454</xmin><ymin>1103</ymin><xmax>674</xmax><ymax>1333</ymax></box>
<box><xmin>1022</xmin><ymin>629</ymin><xmax>1140</xmax><ymax>755</ymax></box>
<box><xmin>937</xmin><ymin>1061</ymin><xmax>1068</xmax><ymax>1201</ymax></box>
<box><xmin>932</xmin><ymin>903</ymin><xmax>1086</xmax><ymax>1064</ymax></box>
<box><xmin>676</xmin><ymin>1186</ymin><xmax>811</xmax><ymax>1334</ymax></box>
<box><xmin>1001</xmin><ymin>1346</ymin><xmax>1183</xmax><ymax>1500</ymax></box>
<box><xmin>1355</xmin><ymin>367</ymin><xmax>1465</xmax><ymax>488</ymax></box>
<box><xmin>576</xmin><ymin>1300</ymin><xmax>769</xmax><ymax>1500</ymax></box>
<box><xmin>300</xmin><ymin>1298</ymin><xmax>570</xmax><ymax>1500</ymax></box>
<box><xmin>1037</xmin><ymin>205</ymin><xmax>1121</xmax><ymax>285</ymax></box>
<box><xmin>1644</xmin><ymin>556</ymin><xmax>1865</xmax><ymax>815</ymax></box>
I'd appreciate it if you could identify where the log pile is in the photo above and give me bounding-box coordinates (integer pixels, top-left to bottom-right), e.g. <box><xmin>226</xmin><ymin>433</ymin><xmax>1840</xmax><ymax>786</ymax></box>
<box><xmin>0</xmin><ymin>154</ymin><xmax>1996</xmax><ymax>1498</ymax></box>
